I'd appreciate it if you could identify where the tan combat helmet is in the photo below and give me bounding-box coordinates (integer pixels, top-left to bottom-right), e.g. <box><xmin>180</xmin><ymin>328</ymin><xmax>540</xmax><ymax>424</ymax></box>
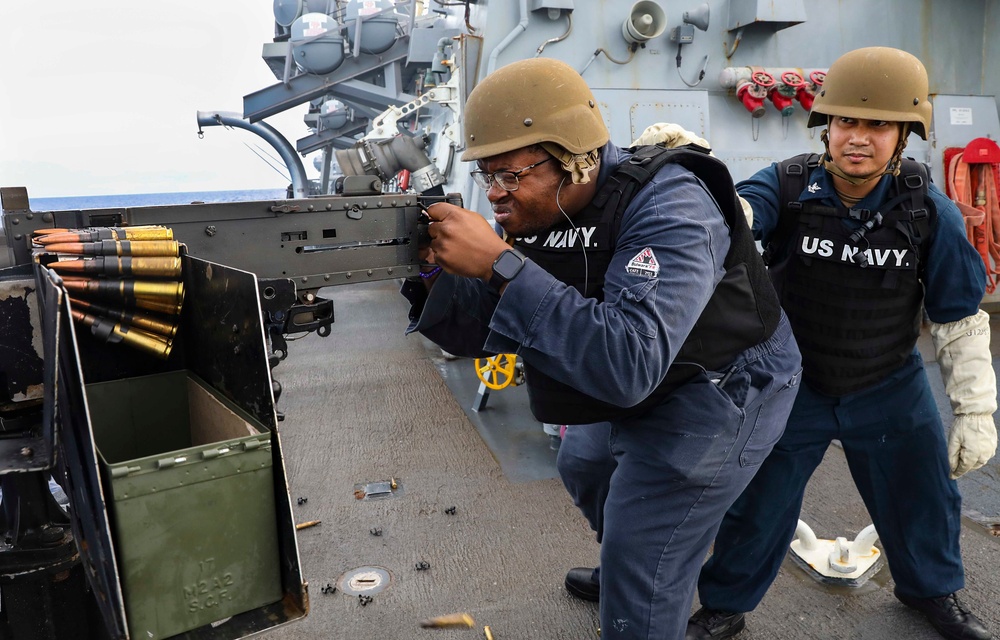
<box><xmin>808</xmin><ymin>46</ymin><xmax>932</xmax><ymax>140</ymax></box>
<box><xmin>461</xmin><ymin>58</ymin><xmax>609</xmax><ymax>161</ymax></box>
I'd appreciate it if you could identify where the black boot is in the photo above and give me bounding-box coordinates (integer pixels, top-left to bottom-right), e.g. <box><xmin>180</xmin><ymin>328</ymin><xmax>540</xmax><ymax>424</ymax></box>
<box><xmin>686</xmin><ymin>607</ymin><xmax>746</xmax><ymax>640</ymax></box>
<box><xmin>896</xmin><ymin>590</ymin><xmax>992</xmax><ymax>640</ymax></box>
<box><xmin>564</xmin><ymin>567</ymin><xmax>600</xmax><ymax>602</ymax></box>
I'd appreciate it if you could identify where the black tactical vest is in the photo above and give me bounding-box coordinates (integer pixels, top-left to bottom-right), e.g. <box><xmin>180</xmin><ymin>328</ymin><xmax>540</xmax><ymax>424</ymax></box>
<box><xmin>766</xmin><ymin>154</ymin><xmax>936</xmax><ymax>396</ymax></box>
<box><xmin>513</xmin><ymin>144</ymin><xmax>783</xmax><ymax>424</ymax></box>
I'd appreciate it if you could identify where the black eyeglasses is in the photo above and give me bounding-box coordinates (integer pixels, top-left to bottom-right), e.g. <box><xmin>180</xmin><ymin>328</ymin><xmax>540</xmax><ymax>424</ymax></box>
<box><xmin>470</xmin><ymin>157</ymin><xmax>552</xmax><ymax>191</ymax></box>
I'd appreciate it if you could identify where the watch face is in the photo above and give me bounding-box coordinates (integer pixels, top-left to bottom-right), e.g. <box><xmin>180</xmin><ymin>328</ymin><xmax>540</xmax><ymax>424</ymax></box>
<box><xmin>494</xmin><ymin>250</ymin><xmax>525</xmax><ymax>280</ymax></box>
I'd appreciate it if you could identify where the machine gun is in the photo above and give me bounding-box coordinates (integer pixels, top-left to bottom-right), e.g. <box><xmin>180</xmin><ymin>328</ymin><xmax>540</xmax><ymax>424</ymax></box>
<box><xmin>1</xmin><ymin>181</ymin><xmax>458</xmax><ymax>378</ymax></box>
<box><xmin>0</xmin><ymin>183</ymin><xmax>462</xmax><ymax>640</ymax></box>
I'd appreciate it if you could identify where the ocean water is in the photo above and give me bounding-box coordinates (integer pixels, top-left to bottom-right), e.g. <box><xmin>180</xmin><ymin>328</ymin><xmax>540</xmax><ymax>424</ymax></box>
<box><xmin>31</xmin><ymin>188</ymin><xmax>288</xmax><ymax>211</ymax></box>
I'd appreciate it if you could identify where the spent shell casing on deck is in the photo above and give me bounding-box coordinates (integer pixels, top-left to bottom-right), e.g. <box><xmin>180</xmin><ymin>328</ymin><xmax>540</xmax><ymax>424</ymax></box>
<box><xmin>33</xmin><ymin>225</ymin><xmax>174</xmax><ymax>245</ymax></box>
<box><xmin>69</xmin><ymin>297</ymin><xmax>179</xmax><ymax>338</ymax></box>
<box><xmin>60</xmin><ymin>278</ymin><xmax>185</xmax><ymax>305</ymax></box>
<box><xmin>49</xmin><ymin>256</ymin><xmax>182</xmax><ymax>278</ymax></box>
<box><xmin>419</xmin><ymin>613</ymin><xmax>475</xmax><ymax>629</ymax></box>
<box><xmin>70</xmin><ymin>309</ymin><xmax>173</xmax><ymax>359</ymax></box>
<box><xmin>41</xmin><ymin>239</ymin><xmax>180</xmax><ymax>257</ymax></box>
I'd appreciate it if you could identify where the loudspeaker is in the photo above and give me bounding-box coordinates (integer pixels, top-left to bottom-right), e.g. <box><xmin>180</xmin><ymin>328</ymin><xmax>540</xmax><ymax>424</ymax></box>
<box><xmin>621</xmin><ymin>1</ymin><xmax>667</xmax><ymax>44</ymax></box>
<box><xmin>683</xmin><ymin>3</ymin><xmax>710</xmax><ymax>31</ymax></box>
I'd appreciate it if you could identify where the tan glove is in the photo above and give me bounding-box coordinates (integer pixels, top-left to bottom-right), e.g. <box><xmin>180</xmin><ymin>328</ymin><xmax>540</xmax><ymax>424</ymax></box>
<box><xmin>630</xmin><ymin>122</ymin><xmax>753</xmax><ymax>228</ymax></box>
<box><xmin>929</xmin><ymin>309</ymin><xmax>998</xmax><ymax>478</ymax></box>
<box><xmin>632</xmin><ymin>122</ymin><xmax>712</xmax><ymax>150</ymax></box>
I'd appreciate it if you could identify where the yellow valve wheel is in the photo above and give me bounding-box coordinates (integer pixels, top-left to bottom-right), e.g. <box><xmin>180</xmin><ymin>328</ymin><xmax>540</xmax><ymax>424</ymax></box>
<box><xmin>474</xmin><ymin>354</ymin><xmax>518</xmax><ymax>390</ymax></box>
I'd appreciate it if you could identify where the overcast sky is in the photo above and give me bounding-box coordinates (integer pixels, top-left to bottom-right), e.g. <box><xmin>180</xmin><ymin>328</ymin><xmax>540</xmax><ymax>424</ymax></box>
<box><xmin>0</xmin><ymin>1</ymin><xmax>315</xmax><ymax>197</ymax></box>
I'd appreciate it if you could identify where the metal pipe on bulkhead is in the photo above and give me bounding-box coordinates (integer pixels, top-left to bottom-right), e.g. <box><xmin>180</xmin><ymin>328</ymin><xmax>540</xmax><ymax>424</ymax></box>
<box><xmin>487</xmin><ymin>0</ymin><xmax>529</xmax><ymax>75</ymax></box>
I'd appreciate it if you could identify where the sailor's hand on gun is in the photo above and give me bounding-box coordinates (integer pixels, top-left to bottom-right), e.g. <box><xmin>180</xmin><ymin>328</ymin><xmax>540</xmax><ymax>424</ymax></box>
<box><xmin>423</xmin><ymin>202</ymin><xmax>509</xmax><ymax>281</ymax></box>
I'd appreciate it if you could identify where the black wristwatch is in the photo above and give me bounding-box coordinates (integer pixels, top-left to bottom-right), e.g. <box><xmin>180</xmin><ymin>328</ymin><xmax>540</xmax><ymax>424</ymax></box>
<box><xmin>488</xmin><ymin>248</ymin><xmax>526</xmax><ymax>292</ymax></box>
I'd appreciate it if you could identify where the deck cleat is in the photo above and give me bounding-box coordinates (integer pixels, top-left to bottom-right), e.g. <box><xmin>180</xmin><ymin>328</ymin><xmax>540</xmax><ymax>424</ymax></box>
<box><xmin>788</xmin><ymin>520</ymin><xmax>884</xmax><ymax>587</ymax></box>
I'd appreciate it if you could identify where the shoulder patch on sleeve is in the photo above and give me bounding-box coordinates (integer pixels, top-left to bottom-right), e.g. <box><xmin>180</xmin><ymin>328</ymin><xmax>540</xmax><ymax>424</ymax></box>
<box><xmin>626</xmin><ymin>247</ymin><xmax>660</xmax><ymax>277</ymax></box>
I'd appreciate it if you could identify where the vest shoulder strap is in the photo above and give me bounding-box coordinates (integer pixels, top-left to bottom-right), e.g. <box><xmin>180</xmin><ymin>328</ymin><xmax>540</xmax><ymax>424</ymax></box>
<box><xmin>762</xmin><ymin>153</ymin><xmax>820</xmax><ymax>265</ymax></box>
<box><xmin>594</xmin><ymin>143</ymin><xmax>782</xmax><ymax>331</ymax></box>
<box><xmin>895</xmin><ymin>158</ymin><xmax>936</xmax><ymax>224</ymax></box>
<box><xmin>890</xmin><ymin>158</ymin><xmax>937</xmax><ymax>261</ymax></box>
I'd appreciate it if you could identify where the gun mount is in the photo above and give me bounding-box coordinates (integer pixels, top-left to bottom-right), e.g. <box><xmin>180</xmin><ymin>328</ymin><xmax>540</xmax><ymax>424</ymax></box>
<box><xmin>0</xmin><ymin>186</ymin><xmax>462</xmax><ymax>639</ymax></box>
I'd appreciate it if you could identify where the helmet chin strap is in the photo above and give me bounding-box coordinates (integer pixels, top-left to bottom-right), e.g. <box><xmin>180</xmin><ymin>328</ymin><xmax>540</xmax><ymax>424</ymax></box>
<box><xmin>819</xmin><ymin>122</ymin><xmax>910</xmax><ymax>187</ymax></box>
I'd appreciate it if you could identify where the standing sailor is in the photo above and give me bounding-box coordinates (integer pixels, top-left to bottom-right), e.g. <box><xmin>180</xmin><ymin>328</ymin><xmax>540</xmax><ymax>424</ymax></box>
<box><xmin>688</xmin><ymin>47</ymin><xmax>997</xmax><ymax>640</ymax></box>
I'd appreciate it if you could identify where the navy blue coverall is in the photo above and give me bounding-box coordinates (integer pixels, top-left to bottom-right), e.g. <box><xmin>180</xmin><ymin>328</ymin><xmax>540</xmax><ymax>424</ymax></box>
<box><xmin>401</xmin><ymin>143</ymin><xmax>802</xmax><ymax>640</ymax></box>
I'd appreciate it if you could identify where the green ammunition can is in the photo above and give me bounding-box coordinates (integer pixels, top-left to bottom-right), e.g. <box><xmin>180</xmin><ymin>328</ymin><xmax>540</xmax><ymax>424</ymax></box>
<box><xmin>86</xmin><ymin>370</ymin><xmax>282</xmax><ymax>640</ymax></box>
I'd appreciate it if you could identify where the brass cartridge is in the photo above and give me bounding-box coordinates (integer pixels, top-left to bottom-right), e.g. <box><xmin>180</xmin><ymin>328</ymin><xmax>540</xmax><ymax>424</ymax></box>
<box><xmin>41</xmin><ymin>239</ymin><xmax>180</xmax><ymax>257</ymax></box>
<box><xmin>419</xmin><ymin>613</ymin><xmax>475</xmax><ymax>629</ymax></box>
<box><xmin>32</xmin><ymin>228</ymin><xmax>71</xmax><ymax>237</ymax></box>
<box><xmin>49</xmin><ymin>256</ymin><xmax>182</xmax><ymax>278</ymax></box>
<box><xmin>34</xmin><ymin>225</ymin><xmax>174</xmax><ymax>245</ymax></box>
<box><xmin>61</xmin><ymin>278</ymin><xmax>185</xmax><ymax>305</ymax></box>
<box><xmin>70</xmin><ymin>309</ymin><xmax>173</xmax><ymax>359</ymax></box>
<box><xmin>134</xmin><ymin>297</ymin><xmax>184</xmax><ymax>316</ymax></box>
<box><xmin>69</xmin><ymin>297</ymin><xmax>179</xmax><ymax>338</ymax></box>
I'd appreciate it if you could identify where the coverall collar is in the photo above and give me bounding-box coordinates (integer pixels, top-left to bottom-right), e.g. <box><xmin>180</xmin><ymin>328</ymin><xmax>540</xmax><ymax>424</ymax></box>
<box><xmin>805</xmin><ymin>164</ymin><xmax>894</xmax><ymax>210</ymax></box>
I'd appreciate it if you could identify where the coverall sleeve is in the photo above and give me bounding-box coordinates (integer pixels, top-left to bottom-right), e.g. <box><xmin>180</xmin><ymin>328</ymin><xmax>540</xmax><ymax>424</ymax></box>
<box><xmin>922</xmin><ymin>188</ymin><xmax>987</xmax><ymax>324</ymax></box>
<box><xmin>400</xmin><ymin>274</ymin><xmax>501</xmax><ymax>358</ymax></box>
<box><xmin>922</xmin><ymin>189</ymin><xmax>996</xmax><ymax>478</ymax></box>
<box><xmin>734</xmin><ymin>164</ymin><xmax>782</xmax><ymax>243</ymax></box>
<box><xmin>484</xmin><ymin>163</ymin><xmax>730</xmax><ymax>407</ymax></box>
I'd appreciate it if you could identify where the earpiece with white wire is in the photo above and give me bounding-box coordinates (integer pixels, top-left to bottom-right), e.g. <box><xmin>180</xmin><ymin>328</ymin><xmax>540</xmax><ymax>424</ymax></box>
<box><xmin>555</xmin><ymin>175</ymin><xmax>589</xmax><ymax>294</ymax></box>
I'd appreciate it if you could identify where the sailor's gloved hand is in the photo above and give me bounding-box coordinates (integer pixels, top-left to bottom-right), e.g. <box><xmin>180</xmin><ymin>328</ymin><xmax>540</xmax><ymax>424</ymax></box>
<box><xmin>929</xmin><ymin>309</ymin><xmax>998</xmax><ymax>478</ymax></box>
<box><xmin>631</xmin><ymin>122</ymin><xmax>712</xmax><ymax>150</ymax></box>
<box><xmin>948</xmin><ymin>414</ymin><xmax>997</xmax><ymax>478</ymax></box>
<box><xmin>631</xmin><ymin>122</ymin><xmax>753</xmax><ymax>227</ymax></box>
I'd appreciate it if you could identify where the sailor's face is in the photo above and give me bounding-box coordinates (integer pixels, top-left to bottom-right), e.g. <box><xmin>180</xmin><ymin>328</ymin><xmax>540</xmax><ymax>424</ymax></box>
<box><xmin>827</xmin><ymin>116</ymin><xmax>901</xmax><ymax>178</ymax></box>
<box><xmin>475</xmin><ymin>148</ymin><xmax>569</xmax><ymax>238</ymax></box>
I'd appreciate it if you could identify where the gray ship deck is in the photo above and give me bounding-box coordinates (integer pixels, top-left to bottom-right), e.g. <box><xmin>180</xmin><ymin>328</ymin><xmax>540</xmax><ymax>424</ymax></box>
<box><xmin>263</xmin><ymin>280</ymin><xmax>1000</xmax><ymax>640</ymax></box>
